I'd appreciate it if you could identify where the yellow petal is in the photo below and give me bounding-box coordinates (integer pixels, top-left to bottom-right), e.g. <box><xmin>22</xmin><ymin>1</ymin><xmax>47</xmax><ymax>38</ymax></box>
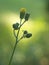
<box><xmin>20</xmin><ymin>8</ymin><xmax>26</xmax><ymax>13</ymax></box>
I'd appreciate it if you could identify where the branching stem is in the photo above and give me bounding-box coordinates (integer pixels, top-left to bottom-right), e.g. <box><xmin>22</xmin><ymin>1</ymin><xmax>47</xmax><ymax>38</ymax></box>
<box><xmin>8</xmin><ymin>19</ymin><xmax>26</xmax><ymax>65</ymax></box>
<box><xmin>8</xmin><ymin>19</ymin><xmax>22</xmax><ymax>65</ymax></box>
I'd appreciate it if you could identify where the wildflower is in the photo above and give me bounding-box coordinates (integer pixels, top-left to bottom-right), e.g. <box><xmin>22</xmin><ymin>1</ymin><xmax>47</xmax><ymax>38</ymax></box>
<box><xmin>20</xmin><ymin>8</ymin><xmax>26</xmax><ymax>19</ymax></box>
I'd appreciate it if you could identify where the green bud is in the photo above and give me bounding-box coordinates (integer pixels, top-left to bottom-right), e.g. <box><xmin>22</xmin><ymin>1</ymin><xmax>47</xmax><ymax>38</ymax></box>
<box><xmin>25</xmin><ymin>13</ymin><xmax>30</xmax><ymax>21</ymax></box>
<box><xmin>24</xmin><ymin>30</ymin><xmax>28</xmax><ymax>34</ymax></box>
<box><xmin>25</xmin><ymin>33</ymin><xmax>32</xmax><ymax>38</ymax></box>
<box><xmin>13</xmin><ymin>23</ymin><xmax>19</xmax><ymax>30</ymax></box>
<box><xmin>20</xmin><ymin>8</ymin><xmax>26</xmax><ymax>19</ymax></box>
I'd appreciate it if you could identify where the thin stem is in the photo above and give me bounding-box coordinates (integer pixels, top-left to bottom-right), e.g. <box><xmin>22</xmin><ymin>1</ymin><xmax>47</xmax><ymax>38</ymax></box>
<box><xmin>20</xmin><ymin>20</ymin><xmax>26</xmax><ymax>27</ymax></box>
<box><xmin>8</xmin><ymin>39</ymin><xmax>17</xmax><ymax>65</ymax></box>
<box><xmin>8</xmin><ymin>19</ymin><xmax>22</xmax><ymax>65</ymax></box>
<box><xmin>13</xmin><ymin>29</ymin><xmax>17</xmax><ymax>38</ymax></box>
<box><xmin>8</xmin><ymin>36</ymin><xmax>23</xmax><ymax>65</ymax></box>
<box><xmin>17</xmin><ymin>36</ymin><xmax>24</xmax><ymax>43</ymax></box>
<box><xmin>16</xmin><ymin>19</ymin><xmax>22</xmax><ymax>37</ymax></box>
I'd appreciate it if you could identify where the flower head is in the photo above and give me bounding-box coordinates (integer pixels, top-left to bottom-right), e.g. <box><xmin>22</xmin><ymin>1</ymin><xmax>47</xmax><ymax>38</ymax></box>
<box><xmin>20</xmin><ymin>8</ymin><xmax>26</xmax><ymax>13</ymax></box>
<box><xmin>20</xmin><ymin>8</ymin><xmax>26</xmax><ymax>19</ymax></box>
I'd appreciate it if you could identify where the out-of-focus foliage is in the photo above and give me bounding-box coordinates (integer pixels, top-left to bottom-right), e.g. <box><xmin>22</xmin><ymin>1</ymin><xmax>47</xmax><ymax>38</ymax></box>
<box><xmin>0</xmin><ymin>0</ymin><xmax>49</xmax><ymax>65</ymax></box>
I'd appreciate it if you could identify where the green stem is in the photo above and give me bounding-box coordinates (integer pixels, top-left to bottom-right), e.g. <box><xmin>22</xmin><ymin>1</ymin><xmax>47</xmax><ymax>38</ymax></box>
<box><xmin>8</xmin><ymin>39</ymin><xmax>17</xmax><ymax>65</ymax></box>
<box><xmin>20</xmin><ymin>20</ymin><xmax>26</xmax><ymax>27</ymax></box>
<box><xmin>13</xmin><ymin>29</ymin><xmax>17</xmax><ymax>38</ymax></box>
<box><xmin>17</xmin><ymin>36</ymin><xmax>24</xmax><ymax>43</ymax></box>
<box><xmin>8</xmin><ymin>19</ymin><xmax>22</xmax><ymax>65</ymax></box>
<box><xmin>8</xmin><ymin>36</ymin><xmax>23</xmax><ymax>65</ymax></box>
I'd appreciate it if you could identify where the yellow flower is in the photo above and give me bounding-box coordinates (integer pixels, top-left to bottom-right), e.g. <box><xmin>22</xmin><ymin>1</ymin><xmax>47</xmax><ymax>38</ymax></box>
<box><xmin>20</xmin><ymin>8</ymin><xmax>26</xmax><ymax>13</ymax></box>
<box><xmin>20</xmin><ymin>8</ymin><xmax>26</xmax><ymax>19</ymax></box>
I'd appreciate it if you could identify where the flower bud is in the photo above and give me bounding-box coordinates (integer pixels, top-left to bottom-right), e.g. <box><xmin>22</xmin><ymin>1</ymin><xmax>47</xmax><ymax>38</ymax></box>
<box><xmin>25</xmin><ymin>13</ymin><xmax>30</xmax><ymax>21</ymax></box>
<box><xmin>20</xmin><ymin>8</ymin><xmax>26</xmax><ymax>19</ymax></box>
<box><xmin>24</xmin><ymin>30</ymin><xmax>28</xmax><ymax>34</ymax></box>
<box><xmin>13</xmin><ymin>23</ymin><xmax>19</xmax><ymax>30</ymax></box>
<box><xmin>25</xmin><ymin>33</ymin><xmax>32</xmax><ymax>38</ymax></box>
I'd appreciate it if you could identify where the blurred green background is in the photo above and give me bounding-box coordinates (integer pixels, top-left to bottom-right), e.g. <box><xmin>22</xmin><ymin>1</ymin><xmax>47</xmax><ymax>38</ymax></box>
<box><xmin>0</xmin><ymin>0</ymin><xmax>49</xmax><ymax>65</ymax></box>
